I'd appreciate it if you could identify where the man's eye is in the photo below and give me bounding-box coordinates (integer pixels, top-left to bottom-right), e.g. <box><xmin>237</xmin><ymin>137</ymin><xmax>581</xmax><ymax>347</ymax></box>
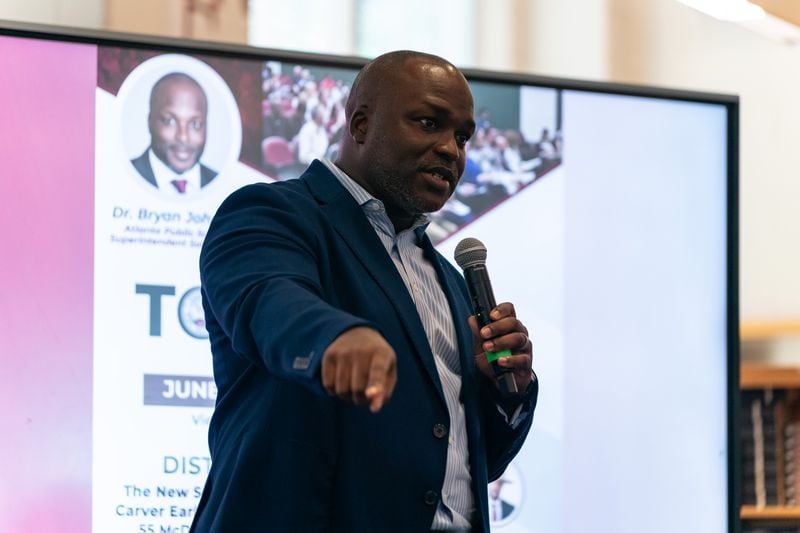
<box><xmin>190</xmin><ymin>120</ymin><xmax>204</xmax><ymax>131</ymax></box>
<box><xmin>419</xmin><ymin>118</ymin><xmax>437</xmax><ymax>129</ymax></box>
<box><xmin>456</xmin><ymin>134</ymin><xmax>470</xmax><ymax>147</ymax></box>
<box><xmin>162</xmin><ymin>117</ymin><xmax>176</xmax><ymax>127</ymax></box>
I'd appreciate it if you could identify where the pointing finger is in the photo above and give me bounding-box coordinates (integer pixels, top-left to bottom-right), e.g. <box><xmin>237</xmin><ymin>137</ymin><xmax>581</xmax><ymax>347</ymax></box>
<box><xmin>365</xmin><ymin>351</ymin><xmax>394</xmax><ymax>413</ymax></box>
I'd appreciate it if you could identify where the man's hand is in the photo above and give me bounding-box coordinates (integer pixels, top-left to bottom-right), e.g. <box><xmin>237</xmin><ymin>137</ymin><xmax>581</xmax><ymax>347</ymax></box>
<box><xmin>321</xmin><ymin>327</ymin><xmax>397</xmax><ymax>413</ymax></box>
<box><xmin>468</xmin><ymin>302</ymin><xmax>534</xmax><ymax>392</ymax></box>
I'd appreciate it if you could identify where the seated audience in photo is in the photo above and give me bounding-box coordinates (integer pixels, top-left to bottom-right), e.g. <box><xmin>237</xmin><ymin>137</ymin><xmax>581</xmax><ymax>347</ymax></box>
<box><xmin>295</xmin><ymin>105</ymin><xmax>330</xmax><ymax>165</ymax></box>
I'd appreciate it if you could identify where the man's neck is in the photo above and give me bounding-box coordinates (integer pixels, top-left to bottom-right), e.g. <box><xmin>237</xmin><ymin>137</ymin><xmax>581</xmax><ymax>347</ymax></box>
<box><xmin>385</xmin><ymin>207</ymin><xmax>415</xmax><ymax>233</ymax></box>
<box><xmin>148</xmin><ymin>149</ymin><xmax>201</xmax><ymax>192</ymax></box>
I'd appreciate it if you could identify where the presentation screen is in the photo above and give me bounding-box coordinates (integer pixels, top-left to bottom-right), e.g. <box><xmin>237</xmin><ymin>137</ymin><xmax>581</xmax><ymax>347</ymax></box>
<box><xmin>0</xmin><ymin>23</ymin><xmax>737</xmax><ymax>533</ymax></box>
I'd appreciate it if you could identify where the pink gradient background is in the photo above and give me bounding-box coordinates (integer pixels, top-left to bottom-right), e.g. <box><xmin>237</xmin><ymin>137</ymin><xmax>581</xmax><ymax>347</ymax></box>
<box><xmin>0</xmin><ymin>36</ymin><xmax>95</xmax><ymax>532</ymax></box>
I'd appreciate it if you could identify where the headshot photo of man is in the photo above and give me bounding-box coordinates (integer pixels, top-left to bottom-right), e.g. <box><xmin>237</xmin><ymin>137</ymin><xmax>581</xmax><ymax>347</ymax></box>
<box><xmin>131</xmin><ymin>72</ymin><xmax>218</xmax><ymax>194</ymax></box>
<box><xmin>489</xmin><ymin>476</ymin><xmax>517</xmax><ymax>523</ymax></box>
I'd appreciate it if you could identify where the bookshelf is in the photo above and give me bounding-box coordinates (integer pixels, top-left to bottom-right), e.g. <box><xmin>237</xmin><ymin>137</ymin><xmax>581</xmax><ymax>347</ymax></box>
<box><xmin>741</xmin><ymin>364</ymin><xmax>800</xmax><ymax>391</ymax></box>
<box><xmin>740</xmin><ymin>321</ymin><xmax>800</xmax><ymax>530</ymax></box>
<box><xmin>741</xmin><ymin>322</ymin><xmax>800</xmax><ymax>341</ymax></box>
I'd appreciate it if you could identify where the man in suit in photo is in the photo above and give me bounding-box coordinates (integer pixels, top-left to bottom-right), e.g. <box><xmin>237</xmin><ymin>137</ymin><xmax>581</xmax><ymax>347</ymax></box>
<box><xmin>131</xmin><ymin>72</ymin><xmax>217</xmax><ymax>194</ymax></box>
<box><xmin>489</xmin><ymin>477</ymin><xmax>516</xmax><ymax>522</ymax></box>
<box><xmin>191</xmin><ymin>50</ymin><xmax>537</xmax><ymax>532</ymax></box>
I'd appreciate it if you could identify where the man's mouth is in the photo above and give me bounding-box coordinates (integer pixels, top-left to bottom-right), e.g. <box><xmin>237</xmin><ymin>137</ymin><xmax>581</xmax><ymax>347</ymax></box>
<box><xmin>420</xmin><ymin>166</ymin><xmax>455</xmax><ymax>185</ymax></box>
<box><xmin>170</xmin><ymin>145</ymin><xmax>196</xmax><ymax>162</ymax></box>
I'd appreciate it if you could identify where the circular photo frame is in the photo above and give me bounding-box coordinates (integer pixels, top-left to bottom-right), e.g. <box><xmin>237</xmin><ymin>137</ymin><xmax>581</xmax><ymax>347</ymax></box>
<box><xmin>117</xmin><ymin>54</ymin><xmax>242</xmax><ymax>199</ymax></box>
<box><xmin>487</xmin><ymin>461</ymin><xmax>524</xmax><ymax>527</ymax></box>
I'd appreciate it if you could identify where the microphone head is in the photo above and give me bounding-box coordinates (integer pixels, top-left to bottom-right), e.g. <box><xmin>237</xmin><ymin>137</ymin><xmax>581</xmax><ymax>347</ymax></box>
<box><xmin>454</xmin><ymin>237</ymin><xmax>487</xmax><ymax>270</ymax></box>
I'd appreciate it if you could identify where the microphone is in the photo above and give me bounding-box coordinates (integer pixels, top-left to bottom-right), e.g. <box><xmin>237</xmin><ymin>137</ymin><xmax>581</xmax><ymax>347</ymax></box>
<box><xmin>454</xmin><ymin>238</ymin><xmax>518</xmax><ymax>396</ymax></box>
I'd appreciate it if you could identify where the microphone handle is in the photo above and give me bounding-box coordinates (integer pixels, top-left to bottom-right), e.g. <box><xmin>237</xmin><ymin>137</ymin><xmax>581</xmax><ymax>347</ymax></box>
<box><xmin>464</xmin><ymin>266</ymin><xmax>518</xmax><ymax>395</ymax></box>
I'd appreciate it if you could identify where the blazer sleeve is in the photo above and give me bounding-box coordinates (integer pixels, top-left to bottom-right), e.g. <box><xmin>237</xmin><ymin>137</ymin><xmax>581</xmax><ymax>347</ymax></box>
<box><xmin>200</xmin><ymin>183</ymin><xmax>372</xmax><ymax>396</ymax></box>
<box><xmin>480</xmin><ymin>376</ymin><xmax>538</xmax><ymax>481</ymax></box>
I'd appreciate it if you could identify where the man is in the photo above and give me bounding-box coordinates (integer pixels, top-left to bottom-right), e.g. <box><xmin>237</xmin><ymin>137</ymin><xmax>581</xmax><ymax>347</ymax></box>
<box><xmin>296</xmin><ymin>104</ymin><xmax>330</xmax><ymax>165</ymax></box>
<box><xmin>191</xmin><ymin>50</ymin><xmax>537</xmax><ymax>532</ymax></box>
<box><xmin>131</xmin><ymin>72</ymin><xmax>217</xmax><ymax>194</ymax></box>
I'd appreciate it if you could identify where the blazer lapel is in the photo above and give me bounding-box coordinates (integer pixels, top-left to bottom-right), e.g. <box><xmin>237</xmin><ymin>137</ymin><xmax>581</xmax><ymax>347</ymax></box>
<box><xmin>302</xmin><ymin>162</ymin><xmax>446</xmax><ymax>400</ymax></box>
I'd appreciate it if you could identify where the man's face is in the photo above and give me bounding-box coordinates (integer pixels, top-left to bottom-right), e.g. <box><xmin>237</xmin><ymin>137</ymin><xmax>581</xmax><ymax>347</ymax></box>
<box><xmin>358</xmin><ymin>58</ymin><xmax>475</xmax><ymax>226</ymax></box>
<box><xmin>312</xmin><ymin>107</ymin><xmax>325</xmax><ymax>126</ymax></box>
<box><xmin>148</xmin><ymin>78</ymin><xmax>208</xmax><ymax>174</ymax></box>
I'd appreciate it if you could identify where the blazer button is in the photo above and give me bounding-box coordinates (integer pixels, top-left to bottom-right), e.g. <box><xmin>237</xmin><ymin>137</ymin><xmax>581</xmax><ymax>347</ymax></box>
<box><xmin>424</xmin><ymin>490</ymin><xmax>439</xmax><ymax>506</ymax></box>
<box><xmin>432</xmin><ymin>423</ymin><xmax>448</xmax><ymax>439</ymax></box>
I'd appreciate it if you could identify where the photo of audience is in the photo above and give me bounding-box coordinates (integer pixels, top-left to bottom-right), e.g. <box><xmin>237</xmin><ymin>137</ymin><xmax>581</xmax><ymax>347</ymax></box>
<box><xmin>260</xmin><ymin>62</ymin><xmax>352</xmax><ymax>180</ymax></box>
<box><xmin>259</xmin><ymin>62</ymin><xmax>563</xmax><ymax>244</ymax></box>
<box><xmin>428</xmin><ymin>100</ymin><xmax>564</xmax><ymax>243</ymax></box>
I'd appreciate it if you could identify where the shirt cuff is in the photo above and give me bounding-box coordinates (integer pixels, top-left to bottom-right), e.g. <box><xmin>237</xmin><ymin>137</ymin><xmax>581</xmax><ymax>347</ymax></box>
<box><xmin>493</xmin><ymin>372</ymin><xmax>538</xmax><ymax>428</ymax></box>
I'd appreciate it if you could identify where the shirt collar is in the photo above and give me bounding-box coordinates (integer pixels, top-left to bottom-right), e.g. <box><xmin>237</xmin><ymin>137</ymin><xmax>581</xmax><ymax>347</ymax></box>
<box><xmin>148</xmin><ymin>149</ymin><xmax>202</xmax><ymax>193</ymax></box>
<box><xmin>319</xmin><ymin>158</ymin><xmax>430</xmax><ymax>241</ymax></box>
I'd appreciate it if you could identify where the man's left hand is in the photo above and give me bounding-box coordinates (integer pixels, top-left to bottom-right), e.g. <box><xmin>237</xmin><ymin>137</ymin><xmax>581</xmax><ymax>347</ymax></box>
<box><xmin>468</xmin><ymin>302</ymin><xmax>534</xmax><ymax>392</ymax></box>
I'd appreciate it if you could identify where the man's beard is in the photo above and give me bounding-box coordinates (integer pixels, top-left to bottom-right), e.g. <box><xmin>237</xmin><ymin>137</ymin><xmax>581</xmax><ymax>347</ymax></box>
<box><xmin>369</xmin><ymin>166</ymin><xmax>446</xmax><ymax>219</ymax></box>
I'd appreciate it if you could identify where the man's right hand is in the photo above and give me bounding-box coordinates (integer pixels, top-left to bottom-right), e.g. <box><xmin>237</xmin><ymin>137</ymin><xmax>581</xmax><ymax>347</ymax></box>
<box><xmin>321</xmin><ymin>327</ymin><xmax>397</xmax><ymax>413</ymax></box>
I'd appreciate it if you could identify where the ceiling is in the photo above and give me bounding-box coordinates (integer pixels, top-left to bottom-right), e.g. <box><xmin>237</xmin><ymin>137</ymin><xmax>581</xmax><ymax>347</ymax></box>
<box><xmin>739</xmin><ymin>0</ymin><xmax>800</xmax><ymax>46</ymax></box>
<box><xmin>751</xmin><ymin>0</ymin><xmax>800</xmax><ymax>27</ymax></box>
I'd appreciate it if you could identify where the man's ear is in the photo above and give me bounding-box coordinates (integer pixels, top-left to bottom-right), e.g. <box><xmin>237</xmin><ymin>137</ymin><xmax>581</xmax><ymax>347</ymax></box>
<box><xmin>349</xmin><ymin>107</ymin><xmax>368</xmax><ymax>144</ymax></box>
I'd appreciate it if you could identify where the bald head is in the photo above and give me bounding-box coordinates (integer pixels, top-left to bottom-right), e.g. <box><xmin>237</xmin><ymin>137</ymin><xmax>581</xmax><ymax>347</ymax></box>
<box><xmin>148</xmin><ymin>73</ymin><xmax>209</xmax><ymax>174</ymax></box>
<box><xmin>345</xmin><ymin>50</ymin><xmax>461</xmax><ymax>120</ymax></box>
<box><xmin>149</xmin><ymin>73</ymin><xmax>207</xmax><ymax>115</ymax></box>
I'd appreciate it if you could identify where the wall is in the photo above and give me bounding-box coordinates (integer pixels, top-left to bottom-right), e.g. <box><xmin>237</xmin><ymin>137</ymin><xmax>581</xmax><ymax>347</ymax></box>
<box><xmin>522</xmin><ymin>0</ymin><xmax>610</xmax><ymax>81</ymax></box>
<box><xmin>0</xmin><ymin>0</ymin><xmax>246</xmax><ymax>43</ymax></box>
<box><xmin>474</xmin><ymin>0</ymin><xmax>608</xmax><ymax>77</ymax></box>
<box><xmin>248</xmin><ymin>0</ymin><xmax>355</xmax><ymax>55</ymax></box>
<box><xmin>105</xmin><ymin>0</ymin><xmax>247</xmax><ymax>43</ymax></box>
<box><xmin>0</xmin><ymin>0</ymin><xmax>104</xmax><ymax>28</ymax></box>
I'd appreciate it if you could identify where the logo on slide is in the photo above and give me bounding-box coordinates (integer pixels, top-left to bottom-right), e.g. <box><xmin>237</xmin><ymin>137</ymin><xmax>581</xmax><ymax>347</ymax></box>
<box><xmin>178</xmin><ymin>286</ymin><xmax>207</xmax><ymax>339</ymax></box>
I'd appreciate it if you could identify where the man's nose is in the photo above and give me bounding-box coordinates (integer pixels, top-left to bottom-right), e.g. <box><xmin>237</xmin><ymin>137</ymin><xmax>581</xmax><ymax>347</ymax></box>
<box><xmin>435</xmin><ymin>131</ymin><xmax>460</xmax><ymax>162</ymax></box>
<box><xmin>176</xmin><ymin>122</ymin><xmax>189</xmax><ymax>142</ymax></box>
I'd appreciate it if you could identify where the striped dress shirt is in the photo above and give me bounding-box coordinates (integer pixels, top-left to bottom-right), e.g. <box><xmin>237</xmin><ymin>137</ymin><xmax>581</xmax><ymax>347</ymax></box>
<box><xmin>321</xmin><ymin>158</ymin><xmax>474</xmax><ymax>530</ymax></box>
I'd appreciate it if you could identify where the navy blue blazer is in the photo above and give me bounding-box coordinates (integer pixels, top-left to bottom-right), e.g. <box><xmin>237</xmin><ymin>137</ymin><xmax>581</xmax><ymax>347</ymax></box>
<box><xmin>130</xmin><ymin>150</ymin><xmax>217</xmax><ymax>189</ymax></box>
<box><xmin>191</xmin><ymin>161</ymin><xmax>536</xmax><ymax>532</ymax></box>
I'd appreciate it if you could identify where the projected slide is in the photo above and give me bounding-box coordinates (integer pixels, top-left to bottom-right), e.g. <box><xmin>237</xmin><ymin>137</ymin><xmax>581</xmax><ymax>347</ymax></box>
<box><xmin>92</xmin><ymin>47</ymin><xmax>269</xmax><ymax>533</ymax></box>
<box><xmin>0</xmin><ymin>31</ymin><xmax>731</xmax><ymax>533</ymax></box>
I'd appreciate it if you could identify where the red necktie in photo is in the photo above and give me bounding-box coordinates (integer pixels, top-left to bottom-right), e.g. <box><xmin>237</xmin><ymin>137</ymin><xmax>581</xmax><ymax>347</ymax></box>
<box><xmin>171</xmin><ymin>179</ymin><xmax>187</xmax><ymax>193</ymax></box>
